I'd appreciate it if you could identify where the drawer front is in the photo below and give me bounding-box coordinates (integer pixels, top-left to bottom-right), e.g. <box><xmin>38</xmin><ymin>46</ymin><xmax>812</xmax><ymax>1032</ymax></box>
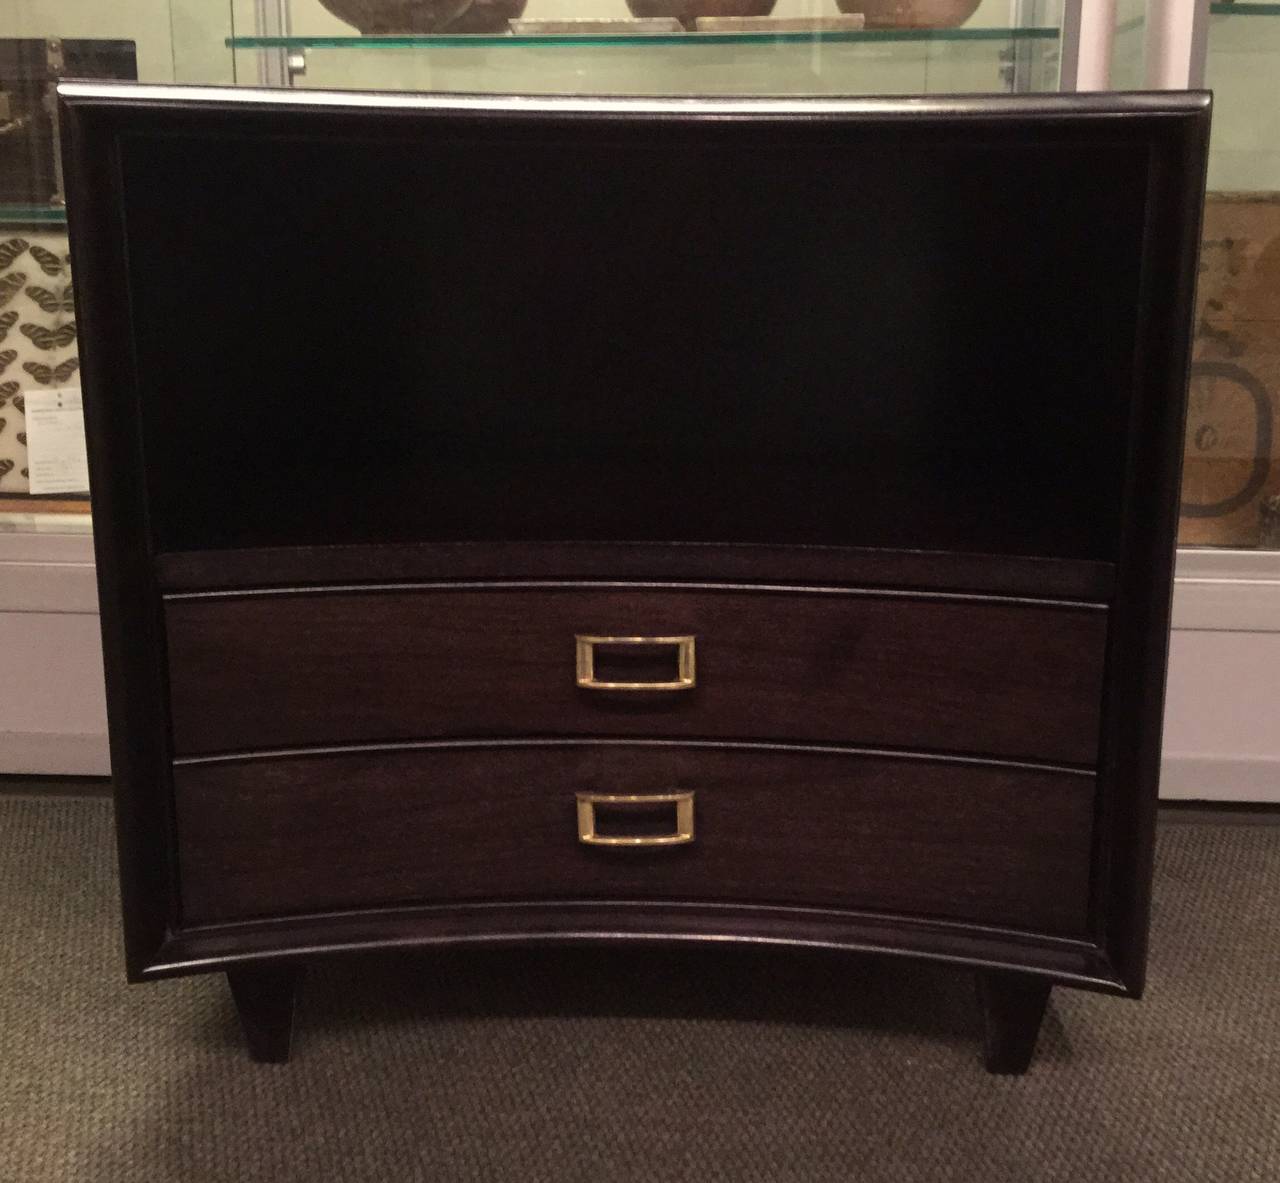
<box><xmin>174</xmin><ymin>746</ymin><xmax>1096</xmax><ymax>936</ymax></box>
<box><xmin>165</xmin><ymin>587</ymin><xmax>1106</xmax><ymax>765</ymax></box>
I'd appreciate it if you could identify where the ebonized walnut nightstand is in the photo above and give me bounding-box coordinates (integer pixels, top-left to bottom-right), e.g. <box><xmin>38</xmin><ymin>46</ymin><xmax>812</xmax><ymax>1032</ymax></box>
<box><xmin>62</xmin><ymin>85</ymin><xmax>1209</xmax><ymax>1072</ymax></box>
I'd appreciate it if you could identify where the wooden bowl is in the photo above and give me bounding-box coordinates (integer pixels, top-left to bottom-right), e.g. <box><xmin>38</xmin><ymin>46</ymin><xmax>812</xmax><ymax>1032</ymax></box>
<box><xmin>625</xmin><ymin>0</ymin><xmax>778</xmax><ymax>32</ymax></box>
<box><xmin>318</xmin><ymin>0</ymin><xmax>480</xmax><ymax>33</ymax></box>
<box><xmin>833</xmin><ymin>0</ymin><xmax>981</xmax><ymax>28</ymax></box>
<box><xmin>437</xmin><ymin>0</ymin><xmax>529</xmax><ymax>33</ymax></box>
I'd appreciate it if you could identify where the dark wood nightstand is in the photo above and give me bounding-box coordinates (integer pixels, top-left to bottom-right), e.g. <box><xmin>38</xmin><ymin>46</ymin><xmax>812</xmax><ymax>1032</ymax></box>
<box><xmin>62</xmin><ymin>85</ymin><xmax>1209</xmax><ymax>1071</ymax></box>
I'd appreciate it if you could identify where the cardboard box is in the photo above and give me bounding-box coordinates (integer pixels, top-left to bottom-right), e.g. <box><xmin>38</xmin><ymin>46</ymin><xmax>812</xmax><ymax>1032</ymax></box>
<box><xmin>1180</xmin><ymin>193</ymin><xmax>1280</xmax><ymax>547</ymax></box>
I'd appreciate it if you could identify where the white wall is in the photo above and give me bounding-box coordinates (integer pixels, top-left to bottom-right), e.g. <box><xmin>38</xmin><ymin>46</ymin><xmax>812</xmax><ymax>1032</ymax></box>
<box><xmin>0</xmin><ymin>526</ymin><xmax>106</xmax><ymax>776</ymax></box>
<box><xmin>1161</xmin><ymin>549</ymin><xmax>1280</xmax><ymax>801</ymax></box>
<box><xmin>1163</xmin><ymin>630</ymin><xmax>1280</xmax><ymax>801</ymax></box>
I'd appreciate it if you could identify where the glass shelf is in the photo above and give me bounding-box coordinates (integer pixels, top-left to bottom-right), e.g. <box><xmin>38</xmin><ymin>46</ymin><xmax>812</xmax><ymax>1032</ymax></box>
<box><xmin>226</xmin><ymin>24</ymin><xmax>1059</xmax><ymax>96</ymax></box>
<box><xmin>1209</xmin><ymin>3</ymin><xmax>1280</xmax><ymax>15</ymax></box>
<box><xmin>227</xmin><ymin>26</ymin><xmax>1057</xmax><ymax>49</ymax></box>
<box><xmin>0</xmin><ymin>204</ymin><xmax>67</xmax><ymax>227</ymax></box>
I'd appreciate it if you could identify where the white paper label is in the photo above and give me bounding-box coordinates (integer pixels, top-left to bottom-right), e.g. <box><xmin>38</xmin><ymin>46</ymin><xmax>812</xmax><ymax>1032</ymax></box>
<box><xmin>24</xmin><ymin>388</ymin><xmax>90</xmax><ymax>495</ymax></box>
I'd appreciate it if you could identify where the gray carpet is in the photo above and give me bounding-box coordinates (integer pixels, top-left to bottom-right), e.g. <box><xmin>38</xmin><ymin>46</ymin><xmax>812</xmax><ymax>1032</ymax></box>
<box><xmin>1</xmin><ymin>794</ymin><xmax>1278</xmax><ymax>1182</ymax></box>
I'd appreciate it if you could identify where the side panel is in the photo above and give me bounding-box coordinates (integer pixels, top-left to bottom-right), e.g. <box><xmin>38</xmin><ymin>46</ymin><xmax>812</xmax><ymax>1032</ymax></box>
<box><xmin>62</xmin><ymin>101</ymin><xmax>178</xmax><ymax>978</ymax></box>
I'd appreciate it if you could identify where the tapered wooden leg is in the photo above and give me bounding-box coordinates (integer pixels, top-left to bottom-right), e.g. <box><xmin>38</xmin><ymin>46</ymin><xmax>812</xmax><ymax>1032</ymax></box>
<box><xmin>227</xmin><ymin>963</ymin><xmax>303</xmax><ymax>1063</ymax></box>
<box><xmin>977</xmin><ymin>970</ymin><xmax>1051</xmax><ymax>1074</ymax></box>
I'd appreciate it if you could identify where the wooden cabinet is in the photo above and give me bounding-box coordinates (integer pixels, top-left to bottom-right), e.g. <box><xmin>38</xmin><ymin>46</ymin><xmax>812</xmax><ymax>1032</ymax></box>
<box><xmin>63</xmin><ymin>87</ymin><xmax>1209</xmax><ymax>1072</ymax></box>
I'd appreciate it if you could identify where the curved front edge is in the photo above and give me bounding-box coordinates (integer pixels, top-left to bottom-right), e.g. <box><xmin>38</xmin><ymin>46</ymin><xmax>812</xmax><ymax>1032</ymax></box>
<box><xmin>142</xmin><ymin>900</ymin><xmax>1129</xmax><ymax>996</ymax></box>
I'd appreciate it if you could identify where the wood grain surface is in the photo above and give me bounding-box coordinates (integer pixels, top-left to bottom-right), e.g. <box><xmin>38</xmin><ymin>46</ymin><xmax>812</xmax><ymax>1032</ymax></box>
<box><xmin>165</xmin><ymin>586</ymin><xmax>1107</xmax><ymax>765</ymax></box>
<box><xmin>174</xmin><ymin>744</ymin><xmax>1096</xmax><ymax>935</ymax></box>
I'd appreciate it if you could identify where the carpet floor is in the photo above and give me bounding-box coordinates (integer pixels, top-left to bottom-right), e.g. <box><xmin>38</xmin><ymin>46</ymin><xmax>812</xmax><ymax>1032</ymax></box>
<box><xmin>1</xmin><ymin>793</ymin><xmax>1277</xmax><ymax>1182</ymax></box>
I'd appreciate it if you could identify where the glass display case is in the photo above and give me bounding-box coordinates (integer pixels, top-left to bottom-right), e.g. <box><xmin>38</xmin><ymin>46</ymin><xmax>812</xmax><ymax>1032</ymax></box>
<box><xmin>227</xmin><ymin>27</ymin><xmax>1061</xmax><ymax>99</ymax></box>
<box><xmin>1181</xmin><ymin>2</ymin><xmax>1280</xmax><ymax>548</ymax></box>
<box><xmin>224</xmin><ymin>4</ymin><xmax>1068</xmax><ymax>97</ymax></box>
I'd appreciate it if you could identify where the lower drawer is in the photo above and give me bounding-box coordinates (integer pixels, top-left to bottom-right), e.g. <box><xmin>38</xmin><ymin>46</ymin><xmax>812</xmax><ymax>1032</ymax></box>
<box><xmin>173</xmin><ymin>746</ymin><xmax>1095</xmax><ymax>937</ymax></box>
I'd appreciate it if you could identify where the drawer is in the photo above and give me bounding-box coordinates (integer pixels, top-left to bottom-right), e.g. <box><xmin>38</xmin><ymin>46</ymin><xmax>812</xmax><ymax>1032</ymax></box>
<box><xmin>173</xmin><ymin>745</ymin><xmax>1096</xmax><ymax>936</ymax></box>
<box><xmin>165</xmin><ymin>587</ymin><xmax>1106</xmax><ymax>765</ymax></box>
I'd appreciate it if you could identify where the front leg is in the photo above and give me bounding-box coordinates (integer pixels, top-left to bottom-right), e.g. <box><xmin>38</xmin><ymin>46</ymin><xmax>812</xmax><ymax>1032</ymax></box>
<box><xmin>976</xmin><ymin>970</ymin><xmax>1051</xmax><ymax>1074</ymax></box>
<box><xmin>227</xmin><ymin>963</ymin><xmax>304</xmax><ymax>1063</ymax></box>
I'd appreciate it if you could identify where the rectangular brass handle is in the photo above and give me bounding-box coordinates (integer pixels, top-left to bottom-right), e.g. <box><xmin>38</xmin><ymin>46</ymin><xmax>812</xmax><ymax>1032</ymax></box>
<box><xmin>575</xmin><ymin>635</ymin><xmax>696</xmax><ymax>692</ymax></box>
<box><xmin>576</xmin><ymin>792</ymin><xmax>695</xmax><ymax>847</ymax></box>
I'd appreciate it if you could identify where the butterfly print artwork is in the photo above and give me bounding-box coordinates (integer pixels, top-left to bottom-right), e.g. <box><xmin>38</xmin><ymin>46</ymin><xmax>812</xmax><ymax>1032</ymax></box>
<box><xmin>25</xmin><ymin>284</ymin><xmax>74</xmax><ymax>314</ymax></box>
<box><xmin>28</xmin><ymin>244</ymin><xmax>65</xmax><ymax>277</ymax></box>
<box><xmin>0</xmin><ymin>310</ymin><xmax>17</xmax><ymax>342</ymax></box>
<box><xmin>0</xmin><ymin>273</ymin><xmax>25</xmax><ymax>308</ymax></box>
<box><xmin>0</xmin><ymin>459</ymin><xmax>13</xmax><ymax>479</ymax></box>
<box><xmin>20</xmin><ymin>323</ymin><xmax>77</xmax><ymax>351</ymax></box>
<box><xmin>0</xmin><ymin>349</ymin><xmax>17</xmax><ymax>375</ymax></box>
<box><xmin>17</xmin><ymin>431</ymin><xmax>26</xmax><ymax>446</ymax></box>
<box><xmin>0</xmin><ymin>239</ymin><xmax>27</xmax><ymax>268</ymax></box>
<box><xmin>23</xmin><ymin>359</ymin><xmax>77</xmax><ymax>385</ymax></box>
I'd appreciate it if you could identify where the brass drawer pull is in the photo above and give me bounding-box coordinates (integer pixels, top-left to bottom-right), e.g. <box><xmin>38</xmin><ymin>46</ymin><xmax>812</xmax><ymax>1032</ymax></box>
<box><xmin>575</xmin><ymin>635</ymin><xmax>696</xmax><ymax>692</ymax></box>
<box><xmin>576</xmin><ymin>791</ymin><xmax>695</xmax><ymax>847</ymax></box>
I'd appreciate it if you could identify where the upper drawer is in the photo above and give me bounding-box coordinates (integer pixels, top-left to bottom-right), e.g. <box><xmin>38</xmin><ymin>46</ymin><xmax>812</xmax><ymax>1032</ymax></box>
<box><xmin>164</xmin><ymin>586</ymin><xmax>1106</xmax><ymax>765</ymax></box>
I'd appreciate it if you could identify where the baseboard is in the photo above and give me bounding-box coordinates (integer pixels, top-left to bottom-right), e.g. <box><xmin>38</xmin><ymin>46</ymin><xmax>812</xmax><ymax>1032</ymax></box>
<box><xmin>1</xmin><ymin>731</ymin><xmax>111</xmax><ymax>777</ymax></box>
<box><xmin>1159</xmin><ymin>754</ymin><xmax>1280</xmax><ymax>803</ymax></box>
